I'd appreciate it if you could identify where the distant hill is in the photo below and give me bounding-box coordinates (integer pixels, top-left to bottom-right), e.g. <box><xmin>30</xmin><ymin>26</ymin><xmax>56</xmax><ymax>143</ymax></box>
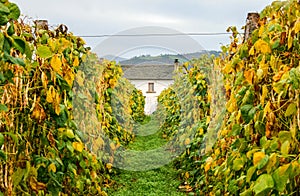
<box><xmin>101</xmin><ymin>55</ymin><xmax>127</xmax><ymax>62</ymax></box>
<box><xmin>119</xmin><ymin>51</ymin><xmax>221</xmax><ymax>65</ymax></box>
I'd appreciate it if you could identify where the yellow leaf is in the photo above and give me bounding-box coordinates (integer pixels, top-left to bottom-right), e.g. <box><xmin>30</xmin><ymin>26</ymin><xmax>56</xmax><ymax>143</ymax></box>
<box><xmin>48</xmin><ymin>39</ymin><xmax>56</xmax><ymax>52</ymax></box>
<box><xmin>236</xmin><ymin>110</ymin><xmax>241</xmax><ymax>121</ymax></box>
<box><xmin>253</xmin><ymin>152</ymin><xmax>265</xmax><ymax>166</ymax></box>
<box><xmin>254</xmin><ymin>39</ymin><xmax>271</xmax><ymax>54</ymax></box>
<box><xmin>259</xmin><ymin>56</ymin><xmax>269</xmax><ymax>76</ymax></box>
<box><xmin>72</xmin><ymin>142</ymin><xmax>84</xmax><ymax>152</ymax></box>
<box><xmin>206</xmin><ymin>116</ymin><xmax>210</xmax><ymax>125</ymax></box>
<box><xmin>270</xmin><ymin>55</ymin><xmax>277</xmax><ymax>71</ymax></box>
<box><xmin>260</xmin><ymin>85</ymin><xmax>268</xmax><ymax>105</ymax></box>
<box><xmin>199</xmin><ymin>128</ymin><xmax>204</xmax><ymax>135</ymax></box>
<box><xmin>48</xmin><ymin>163</ymin><xmax>56</xmax><ymax>173</ymax></box>
<box><xmin>185</xmin><ymin>172</ymin><xmax>189</xmax><ymax>179</ymax></box>
<box><xmin>106</xmin><ymin>163</ymin><xmax>113</xmax><ymax>170</ymax></box>
<box><xmin>224</xmin><ymin>82</ymin><xmax>231</xmax><ymax>92</ymax></box>
<box><xmin>91</xmin><ymin>171</ymin><xmax>98</xmax><ymax>179</ymax></box>
<box><xmin>204</xmin><ymin>157</ymin><xmax>213</xmax><ymax>172</ymax></box>
<box><xmin>41</xmin><ymin>72</ymin><xmax>48</xmax><ymax>89</ymax></box>
<box><xmin>256</xmin><ymin>68</ymin><xmax>264</xmax><ymax>82</ymax></box>
<box><xmin>71</xmin><ymin>168</ymin><xmax>77</xmax><ymax>176</ymax></box>
<box><xmin>263</xmin><ymin>101</ymin><xmax>271</xmax><ymax>119</ymax></box>
<box><xmin>226</xmin><ymin>93</ymin><xmax>237</xmax><ymax>113</ymax></box>
<box><xmin>207</xmin><ymin>91</ymin><xmax>212</xmax><ymax>102</ymax></box>
<box><xmin>54</xmin><ymin>102</ymin><xmax>60</xmax><ymax>115</ymax></box>
<box><xmin>223</xmin><ymin>63</ymin><xmax>232</xmax><ymax>74</ymax></box>
<box><xmin>258</xmin><ymin>25</ymin><xmax>265</xmax><ymax>37</ymax></box>
<box><xmin>249</xmin><ymin>46</ymin><xmax>255</xmax><ymax>56</ymax></box>
<box><xmin>109</xmin><ymin>78</ymin><xmax>117</xmax><ymax>88</ymax></box>
<box><xmin>184</xmin><ymin>138</ymin><xmax>191</xmax><ymax>146</ymax></box>
<box><xmin>46</xmin><ymin>86</ymin><xmax>55</xmax><ymax>103</ymax></box>
<box><xmin>73</xmin><ymin>56</ymin><xmax>79</xmax><ymax>67</ymax></box>
<box><xmin>64</xmin><ymin>68</ymin><xmax>75</xmax><ymax>86</ymax></box>
<box><xmin>272</xmin><ymin>72</ymin><xmax>283</xmax><ymax>82</ymax></box>
<box><xmin>50</xmin><ymin>55</ymin><xmax>62</xmax><ymax>75</ymax></box>
<box><xmin>53</xmin><ymin>92</ymin><xmax>61</xmax><ymax>115</ymax></box>
<box><xmin>244</xmin><ymin>69</ymin><xmax>255</xmax><ymax>84</ymax></box>
<box><xmin>288</xmin><ymin>30</ymin><xmax>293</xmax><ymax>49</ymax></box>
<box><xmin>294</xmin><ymin>19</ymin><xmax>300</xmax><ymax>34</ymax></box>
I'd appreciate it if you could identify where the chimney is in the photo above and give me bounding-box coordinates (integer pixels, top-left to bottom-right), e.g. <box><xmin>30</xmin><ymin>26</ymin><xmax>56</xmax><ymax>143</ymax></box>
<box><xmin>174</xmin><ymin>58</ymin><xmax>179</xmax><ymax>72</ymax></box>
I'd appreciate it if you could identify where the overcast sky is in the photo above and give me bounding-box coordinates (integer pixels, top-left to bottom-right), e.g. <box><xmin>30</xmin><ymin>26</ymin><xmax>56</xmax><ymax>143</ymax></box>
<box><xmin>12</xmin><ymin>0</ymin><xmax>274</xmax><ymax>58</ymax></box>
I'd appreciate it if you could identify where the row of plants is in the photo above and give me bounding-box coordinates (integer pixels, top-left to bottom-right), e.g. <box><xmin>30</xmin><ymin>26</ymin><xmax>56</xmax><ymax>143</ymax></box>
<box><xmin>129</xmin><ymin>88</ymin><xmax>146</xmax><ymax>123</ymax></box>
<box><xmin>0</xmin><ymin>0</ymin><xmax>144</xmax><ymax>195</ymax></box>
<box><xmin>157</xmin><ymin>0</ymin><xmax>300</xmax><ymax>195</ymax></box>
<box><xmin>201</xmin><ymin>0</ymin><xmax>300</xmax><ymax>195</ymax></box>
<box><xmin>156</xmin><ymin>55</ymin><xmax>223</xmax><ymax>193</ymax></box>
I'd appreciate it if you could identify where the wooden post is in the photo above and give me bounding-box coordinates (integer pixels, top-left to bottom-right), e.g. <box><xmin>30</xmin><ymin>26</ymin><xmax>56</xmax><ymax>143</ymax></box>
<box><xmin>174</xmin><ymin>59</ymin><xmax>179</xmax><ymax>72</ymax></box>
<box><xmin>243</xmin><ymin>13</ymin><xmax>260</xmax><ymax>42</ymax></box>
<box><xmin>34</xmin><ymin>20</ymin><xmax>48</xmax><ymax>32</ymax></box>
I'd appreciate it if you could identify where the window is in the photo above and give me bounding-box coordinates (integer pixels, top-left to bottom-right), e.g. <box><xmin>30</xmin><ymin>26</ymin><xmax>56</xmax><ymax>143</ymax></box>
<box><xmin>147</xmin><ymin>82</ymin><xmax>155</xmax><ymax>93</ymax></box>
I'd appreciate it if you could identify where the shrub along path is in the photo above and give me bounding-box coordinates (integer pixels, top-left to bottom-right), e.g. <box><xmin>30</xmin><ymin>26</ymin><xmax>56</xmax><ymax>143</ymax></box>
<box><xmin>107</xmin><ymin>116</ymin><xmax>185</xmax><ymax>196</ymax></box>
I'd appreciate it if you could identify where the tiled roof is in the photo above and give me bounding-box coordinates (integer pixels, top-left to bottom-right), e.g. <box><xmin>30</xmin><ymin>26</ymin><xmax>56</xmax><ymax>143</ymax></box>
<box><xmin>122</xmin><ymin>64</ymin><xmax>175</xmax><ymax>80</ymax></box>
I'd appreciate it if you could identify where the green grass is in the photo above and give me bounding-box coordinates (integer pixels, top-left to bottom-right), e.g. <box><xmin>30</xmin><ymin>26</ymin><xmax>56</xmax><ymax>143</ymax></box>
<box><xmin>107</xmin><ymin>116</ymin><xmax>185</xmax><ymax>196</ymax></box>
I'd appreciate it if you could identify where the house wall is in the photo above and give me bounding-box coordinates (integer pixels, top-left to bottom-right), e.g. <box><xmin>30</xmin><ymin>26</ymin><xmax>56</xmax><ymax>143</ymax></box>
<box><xmin>130</xmin><ymin>79</ymin><xmax>173</xmax><ymax>114</ymax></box>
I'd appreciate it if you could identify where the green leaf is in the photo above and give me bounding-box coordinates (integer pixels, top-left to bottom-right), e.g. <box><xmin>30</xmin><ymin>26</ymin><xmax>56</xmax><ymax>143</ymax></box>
<box><xmin>0</xmin><ymin>14</ymin><xmax>8</xmax><ymax>26</ymax></box>
<box><xmin>284</xmin><ymin>102</ymin><xmax>297</xmax><ymax>117</ymax></box>
<box><xmin>272</xmin><ymin>39</ymin><xmax>280</xmax><ymax>49</ymax></box>
<box><xmin>232</xmin><ymin>158</ymin><xmax>244</xmax><ymax>171</ymax></box>
<box><xmin>12</xmin><ymin>37</ymin><xmax>25</xmax><ymax>54</ymax></box>
<box><xmin>253</xmin><ymin>174</ymin><xmax>274</xmax><ymax>195</ymax></box>
<box><xmin>64</xmin><ymin>129</ymin><xmax>75</xmax><ymax>139</ymax></box>
<box><xmin>272</xmin><ymin>164</ymin><xmax>291</xmax><ymax>192</ymax></box>
<box><xmin>239</xmin><ymin>44</ymin><xmax>248</xmax><ymax>58</ymax></box>
<box><xmin>246</xmin><ymin>166</ymin><xmax>256</xmax><ymax>183</ymax></box>
<box><xmin>257</xmin><ymin>155</ymin><xmax>269</xmax><ymax>170</ymax></box>
<box><xmin>241</xmin><ymin>104</ymin><xmax>254</xmax><ymax>123</ymax></box>
<box><xmin>269</xmin><ymin>138</ymin><xmax>279</xmax><ymax>151</ymax></box>
<box><xmin>231</xmin><ymin>124</ymin><xmax>242</xmax><ymax>136</ymax></box>
<box><xmin>0</xmin><ymin>2</ymin><xmax>9</xmax><ymax>14</ymax></box>
<box><xmin>66</xmin><ymin>141</ymin><xmax>74</xmax><ymax>153</ymax></box>
<box><xmin>0</xmin><ymin>32</ymin><xmax>4</xmax><ymax>49</ymax></box>
<box><xmin>3</xmin><ymin>36</ymin><xmax>11</xmax><ymax>53</ymax></box>
<box><xmin>278</xmin><ymin>131</ymin><xmax>291</xmax><ymax>143</ymax></box>
<box><xmin>3</xmin><ymin>69</ymin><xmax>13</xmax><ymax>83</ymax></box>
<box><xmin>37</xmin><ymin>45</ymin><xmax>52</xmax><ymax>58</ymax></box>
<box><xmin>240</xmin><ymin>189</ymin><xmax>253</xmax><ymax>196</ymax></box>
<box><xmin>7</xmin><ymin>3</ymin><xmax>20</xmax><ymax>20</ymax></box>
<box><xmin>7</xmin><ymin>23</ymin><xmax>14</xmax><ymax>36</ymax></box>
<box><xmin>24</xmin><ymin>42</ymin><xmax>32</xmax><ymax>59</ymax></box>
<box><xmin>0</xmin><ymin>150</ymin><xmax>6</xmax><ymax>161</ymax></box>
<box><xmin>289</xmin><ymin>68</ymin><xmax>300</xmax><ymax>89</ymax></box>
<box><xmin>3</xmin><ymin>52</ymin><xmax>25</xmax><ymax>66</ymax></box>
<box><xmin>2</xmin><ymin>132</ymin><xmax>18</xmax><ymax>144</ymax></box>
<box><xmin>12</xmin><ymin>167</ymin><xmax>25</xmax><ymax>188</ymax></box>
<box><xmin>280</xmin><ymin>140</ymin><xmax>290</xmax><ymax>156</ymax></box>
<box><xmin>0</xmin><ymin>104</ymin><xmax>8</xmax><ymax>112</ymax></box>
<box><xmin>0</xmin><ymin>133</ymin><xmax>4</xmax><ymax>147</ymax></box>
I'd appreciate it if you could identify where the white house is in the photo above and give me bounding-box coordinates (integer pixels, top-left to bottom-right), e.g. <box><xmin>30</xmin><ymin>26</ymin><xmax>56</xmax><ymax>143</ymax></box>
<box><xmin>122</xmin><ymin>63</ymin><xmax>175</xmax><ymax>114</ymax></box>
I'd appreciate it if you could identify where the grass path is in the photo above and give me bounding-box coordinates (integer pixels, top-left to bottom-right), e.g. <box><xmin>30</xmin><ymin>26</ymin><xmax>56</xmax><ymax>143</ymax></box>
<box><xmin>107</xmin><ymin>116</ymin><xmax>185</xmax><ymax>196</ymax></box>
